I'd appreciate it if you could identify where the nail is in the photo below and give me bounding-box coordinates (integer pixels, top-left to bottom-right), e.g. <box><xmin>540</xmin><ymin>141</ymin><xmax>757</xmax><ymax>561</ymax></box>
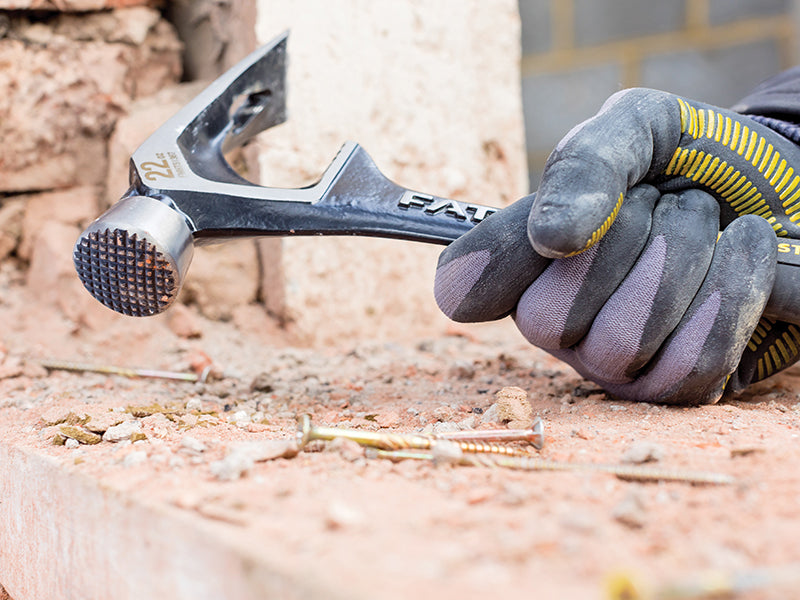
<box><xmin>368</xmin><ymin>447</ymin><xmax>734</xmax><ymax>485</ymax></box>
<box><xmin>296</xmin><ymin>414</ymin><xmax>434</xmax><ymax>451</ymax></box>
<box><xmin>296</xmin><ymin>415</ymin><xmax>541</xmax><ymax>457</ymax></box>
<box><xmin>434</xmin><ymin>418</ymin><xmax>544</xmax><ymax>449</ymax></box>
<box><xmin>40</xmin><ymin>359</ymin><xmax>211</xmax><ymax>383</ymax></box>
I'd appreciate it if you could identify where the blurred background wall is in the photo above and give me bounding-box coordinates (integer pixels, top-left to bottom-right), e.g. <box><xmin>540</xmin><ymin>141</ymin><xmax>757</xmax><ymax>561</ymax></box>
<box><xmin>1</xmin><ymin>0</ymin><xmax>799</xmax><ymax>346</ymax></box>
<box><xmin>518</xmin><ymin>0</ymin><xmax>798</xmax><ymax>190</ymax></box>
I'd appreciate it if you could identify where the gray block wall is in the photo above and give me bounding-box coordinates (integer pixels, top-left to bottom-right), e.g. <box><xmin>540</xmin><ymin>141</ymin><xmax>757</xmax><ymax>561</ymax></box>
<box><xmin>519</xmin><ymin>0</ymin><xmax>798</xmax><ymax>191</ymax></box>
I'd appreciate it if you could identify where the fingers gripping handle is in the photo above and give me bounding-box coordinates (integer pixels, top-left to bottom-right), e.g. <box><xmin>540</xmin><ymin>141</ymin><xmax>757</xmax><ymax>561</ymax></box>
<box><xmin>529</xmin><ymin>89</ymin><xmax>800</xmax><ymax>259</ymax></box>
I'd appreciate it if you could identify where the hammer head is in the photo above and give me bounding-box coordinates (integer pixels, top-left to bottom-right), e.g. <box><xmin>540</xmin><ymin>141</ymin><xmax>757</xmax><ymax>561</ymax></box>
<box><xmin>74</xmin><ymin>32</ymin><xmax>289</xmax><ymax>317</ymax></box>
<box><xmin>73</xmin><ymin>196</ymin><xmax>194</xmax><ymax>316</ymax></box>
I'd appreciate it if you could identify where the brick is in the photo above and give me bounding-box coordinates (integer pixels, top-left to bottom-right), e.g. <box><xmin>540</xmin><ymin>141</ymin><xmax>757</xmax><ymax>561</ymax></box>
<box><xmin>0</xmin><ymin>9</ymin><xmax>181</xmax><ymax>193</ymax></box>
<box><xmin>519</xmin><ymin>0</ymin><xmax>551</xmax><ymax>55</ymax></box>
<box><xmin>708</xmin><ymin>0</ymin><xmax>790</xmax><ymax>25</ymax></box>
<box><xmin>0</xmin><ymin>0</ymin><xmax>161</xmax><ymax>9</ymax></box>
<box><xmin>521</xmin><ymin>63</ymin><xmax>622</xmax><ymax>155</ymax></box>
<box><xmin>19</xmin><ymin>187</ymin><xmax>100</xmax><ymax>261</ymax></box>
<box><xmin>641</xmin><ymin>39</ymin><xmax>783</xmax><ymax>108</ymax></box>
<box><xmin>573</xmin><ymin>0</ymin><xmax>685</xmax><ymax>47</ymax></box>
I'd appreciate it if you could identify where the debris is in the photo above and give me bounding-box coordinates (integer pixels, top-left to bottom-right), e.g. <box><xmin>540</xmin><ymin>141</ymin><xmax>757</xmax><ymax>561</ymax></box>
<box><xmin>621</xmin><ymin>441</ymin><xmax>665</xmax><ymax>464</ymax></box>
<box><xmin>40</xmin><ymin>407</ymin><xmax>84</xmax><ymax>427</ymax></box>
<box><xmin>185</xmin><ymin>398</ymin><xmax>203</xmax><ymax>411</ymax></box>
<box><xmin>250</xmin><ymin>372</ymin><xmax>275</xmax><ymax>393</ymax></box>
<box><xmin>612</xmin><ymin>490</ymin><xmax>647</xmax><ymax>529</ymax></box>
<box><xmin>324</xmin><ymin>437</ymin><xmax>364</xmax><ymax>462</ymax></box>
<box><xmin>58</xmin><ymin>425</ymin><xmax>101</xmax><ymax>445</ymax></box>
<box><xmin>230</xmin><ymin>410</ymin><xmax>250</xmax><ymax>427</ymax></box>
<box><xmin>493</xmin><ymin>386</ymin><xmax>533</xmax><ymax>427</ymax></box>
<box><xmin>731</xmin><ymin>447</ymin><xmax>765</xmax><ymax>458</ymax></box>
<box><xmin>167</xmin><ymin>303</ymin><xmax>203</xmax><ymax>339</ymax></box>
<box><xmin>180</xmin><ymin>436</ymin><xmax>207</xmax><ymax>455</ymax></box>
<box><xmin>210</xmin><ymin>439</ymin><xmax>299</xmax><ymax>481</ymax></box>
<box><xmin>103</xmin><ymin>420</ymin><xmax>143</xmax><ymax>443</ymax></box>
<box><xmin>64</xmin><ymin>438</ymin><xmax>80</xmax><ymax>450</ymax></box>
<box><xmin>83</xmin><ymin>411</ymin><xmax>128</xmax><ymax>434</ymax></box>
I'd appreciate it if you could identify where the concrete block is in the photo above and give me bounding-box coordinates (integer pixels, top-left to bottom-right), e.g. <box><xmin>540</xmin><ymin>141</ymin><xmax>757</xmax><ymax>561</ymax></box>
<box><xmin>708</xmin><ymin>0</ymin><xmax>790</xmax><ymax>25</ymax></box>
<box><xmin>521</xmin><ymin>63</ymin><xmax>622</xmax><ymax>154</ymax></box>
<box><xmin>573</xmin><ymin>0</ymin><xmax>685</xmax><ymax>47</ymax></box>
<box><xmin>254</xmin><ymin>0</ymin><xmax>528</xmax><ymax>344</ymax></box>
<box><xmin>519</xmin><ymin>0</ymin><xmax>551</xmax><ymax>55</ymax></box>
<box><xmin>641</xmin><ymin>39</ymin><xmax>783</xmax><ymax>108</ymax></box>
<box><xmin>0</xmin><ymin>9</ymin><xmax>181</xmax><ymax>193</ymax></box>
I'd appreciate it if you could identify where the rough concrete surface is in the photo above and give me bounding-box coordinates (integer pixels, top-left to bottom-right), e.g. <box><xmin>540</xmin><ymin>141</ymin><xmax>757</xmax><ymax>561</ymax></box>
<box><xmin>254</xmin><ymin>0</ymin><xmax>528</xmax><ymax>344</ymax></box>
<box><xmin>2</xmin><ymin>273</ymin><xmax>800</xmax><ymax>599</ymax></box>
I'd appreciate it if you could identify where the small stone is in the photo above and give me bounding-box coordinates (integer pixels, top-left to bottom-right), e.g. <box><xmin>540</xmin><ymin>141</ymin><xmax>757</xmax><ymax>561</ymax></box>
<box><xmin>479</xmin><ymin>403</ymin><xmax>501</xmax><ymax>425</ymax></box>
<box><xmin>185</xmin><ymin>398</ymin><xmax>203</xmax><ymax>411</ymax></box>
<box><xmin>211</xmin><ymin>439</ymin><xmax>299</xmax><ymax>481</ymax></box>
<box><xmin>612</xmin><ymin>491</ymin><xmax>647</xmax><ymax>529</ymax></box>
<box><xmin>432</xmin><ymin>421</ymin><xmax>461</xmax><ymax>435</ymax></box>
<box><xmin>40</xmin><ymin>407</ymin><xmax>73</xmax><ymax>427</ymax></box>
<box><xmin>494</xmin><ymin>386</ymin><xmax>533</xmax><ymax>424</ymax></box>
<box><xmin>448</xmin><ymin>360</ymin><xmax>476</xmax><ymax>380</ymax></box>
<box><xmin>250</xmin><ymin>372</ymin><xmax>275</xmax><ymax>393</ymax></box>
<box><xmin>102</xmin><ymin>420</ymin><xmax>142</xmax><ymax>443</ymax></box>
<box><xmin>84</xmin><ymin>411</ymin><xmax>128</xmax><ymax>433</ymax></box>
<box><xmin>180</xmin><ymin>436</ymin><xmax>207</xmax><ymax>454</ymax></box>
<box><xmin>59</xmin><ymin>425</ymin><xmax>101</xmax><ymax>445</ymax></box>
<box><xmin>210</xmin><ymin>453</ymin><xmax>252</xmax><ymax>481</ymax></box>
<box><xmin>621</xmin><ymin>441</ymin><xmax>664</xmax><ymax>464</ymax></box>
<box><xmin>41</xmin><ymin>407</ymin><xmax>86</xmax><ymax>427</ymax></box>
<box><xmin>375</xmin><ymin>411</ymin><xmax>401</xmax><ymax>428</ymax></box>
<box><xmin>167</xmin><ymin>303</ymin><xmax>202</xmax><ymax>339</ymax></box>
<box><xmin>325</xmin><ymin>437</ymin><xmax>364</xmax><ymax>462</ymax></box>
<box><xmin>64</xmin><ymin>438</ymin><xmax>80</xmax><ymax>450</ymax></box>
<box><xmin>231</xmin><ymin>410</ymin><xmax>250</xmax><ymax>427</ymax></box>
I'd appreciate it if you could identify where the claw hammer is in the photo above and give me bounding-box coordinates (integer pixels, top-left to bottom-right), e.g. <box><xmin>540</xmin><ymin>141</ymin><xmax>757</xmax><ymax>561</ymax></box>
<box><xmin>73</xmin><ymin>32</ymin><xmax>800</xmax><ymax>323</ymax></box>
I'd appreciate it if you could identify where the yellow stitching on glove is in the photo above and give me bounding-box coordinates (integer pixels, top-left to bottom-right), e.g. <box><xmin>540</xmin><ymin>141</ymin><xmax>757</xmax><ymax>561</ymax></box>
<box><xmin>566</xmin><ymin>192</ymin><xmax>624</xmax><ymax>257</ymax></box>
<box><xmin>668</xmin><ymin>98</ymin><xmax>792</xmax><ymax>236</ymax></box>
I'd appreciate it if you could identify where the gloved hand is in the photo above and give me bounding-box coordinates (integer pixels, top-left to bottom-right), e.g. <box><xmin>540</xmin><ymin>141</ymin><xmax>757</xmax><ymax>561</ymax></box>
<box><xmin>435</xmin><ymin>87</ymin><xmax>800</xmax><ymax>404</ymax></box>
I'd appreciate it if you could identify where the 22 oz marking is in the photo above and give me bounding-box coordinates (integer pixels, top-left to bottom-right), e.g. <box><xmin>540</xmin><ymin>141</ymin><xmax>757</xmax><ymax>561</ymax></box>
<box><xmin>141</xmin><ymin>156</ymin><xmax>174</xmax><ymax>181</ymax></box>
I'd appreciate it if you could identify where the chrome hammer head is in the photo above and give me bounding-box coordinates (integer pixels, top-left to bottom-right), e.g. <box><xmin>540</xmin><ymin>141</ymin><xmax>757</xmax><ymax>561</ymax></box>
<box><xmin>74</xmin><ymin>31</ymin><xmax>497</xmax><ymax>318</ymax></box>
<box><xmin>74</xmin><ymin>32</ymin><xmax>290</xmax><ymax>317</ymax></box>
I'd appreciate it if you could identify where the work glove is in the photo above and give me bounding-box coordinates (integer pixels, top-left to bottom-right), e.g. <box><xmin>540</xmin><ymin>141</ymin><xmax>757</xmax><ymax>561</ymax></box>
<box><xmin>435</xmin><ymin>86</ymin><xmax>800</xmax><ymax>404</ymax></box>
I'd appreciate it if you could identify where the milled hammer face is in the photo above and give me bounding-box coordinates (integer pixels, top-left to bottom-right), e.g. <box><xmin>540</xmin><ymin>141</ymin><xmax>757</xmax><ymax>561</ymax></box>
<box><xmin>74</xmin><ymin>31</ymin><xmax>498</xmax><ymax>318</ymax></box>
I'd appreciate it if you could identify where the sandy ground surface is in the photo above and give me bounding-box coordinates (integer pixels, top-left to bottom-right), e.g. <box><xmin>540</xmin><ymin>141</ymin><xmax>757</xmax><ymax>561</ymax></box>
<box><xmin>2</xmin><ymin>257</ymin><xmax>800</xmax><ymax>600</ymax></box>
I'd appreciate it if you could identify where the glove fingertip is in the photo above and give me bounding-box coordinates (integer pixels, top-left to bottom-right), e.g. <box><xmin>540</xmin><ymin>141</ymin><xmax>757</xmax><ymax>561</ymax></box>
<box><xmin>434</xmin><ymin>248</ymin><xmax>492</xmax><ymax>321</ymax></box>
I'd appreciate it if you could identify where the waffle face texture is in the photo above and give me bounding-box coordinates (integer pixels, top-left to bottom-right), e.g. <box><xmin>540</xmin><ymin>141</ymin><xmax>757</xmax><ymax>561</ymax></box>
<box><xmin>73</xmin><ymin>228</ymin><xmax>176</xmax><ymax>317</ymax></box>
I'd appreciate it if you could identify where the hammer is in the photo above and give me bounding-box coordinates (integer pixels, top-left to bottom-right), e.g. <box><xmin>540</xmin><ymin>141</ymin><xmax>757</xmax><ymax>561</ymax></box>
<box><xmin>72</xmin><ymin>32</ymin><xmax>497</xmax><ymax>318</ymax></box>
<box><xmin>74</xmin><ymin>32</ymin><xmax>800</xmax><ymax>324</ymax></box>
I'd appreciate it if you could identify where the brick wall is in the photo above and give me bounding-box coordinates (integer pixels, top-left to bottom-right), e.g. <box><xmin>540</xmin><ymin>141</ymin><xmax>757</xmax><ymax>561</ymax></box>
<box><xmin>519</xmin><ymin>0</ymin><xmax>798</xmax><ymax>189</ymax></box>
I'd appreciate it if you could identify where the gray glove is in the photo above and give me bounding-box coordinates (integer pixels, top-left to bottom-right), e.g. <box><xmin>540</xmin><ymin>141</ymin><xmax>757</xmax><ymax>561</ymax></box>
<box><xmin>435</xmin><ymin>88</ymin><xmax>800</xmax><ymax>404</ymax></box>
